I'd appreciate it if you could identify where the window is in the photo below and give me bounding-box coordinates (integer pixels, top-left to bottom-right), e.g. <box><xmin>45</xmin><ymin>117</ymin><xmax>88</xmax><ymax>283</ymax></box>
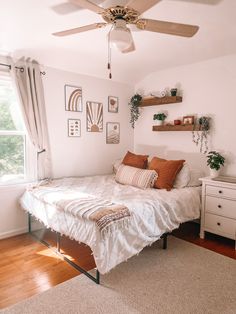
<box><xmin>0</xmin><ymin>72</ymin><xmax>36</xmax><ymax>184</ymax></box>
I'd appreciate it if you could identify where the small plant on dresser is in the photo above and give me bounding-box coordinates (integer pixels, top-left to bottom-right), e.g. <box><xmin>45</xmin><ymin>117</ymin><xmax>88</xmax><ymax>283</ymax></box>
<box><xmin>207</xmin><ymin>151</ymin><xmax>225</xmax><ymax>178</ymax></box>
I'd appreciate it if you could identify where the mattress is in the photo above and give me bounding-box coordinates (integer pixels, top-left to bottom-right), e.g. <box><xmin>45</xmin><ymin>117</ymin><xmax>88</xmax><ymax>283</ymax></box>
<box><xmin>20</xmin><ymin>174</ymin><xmax>201</xmax><ymax>274</ymax></box>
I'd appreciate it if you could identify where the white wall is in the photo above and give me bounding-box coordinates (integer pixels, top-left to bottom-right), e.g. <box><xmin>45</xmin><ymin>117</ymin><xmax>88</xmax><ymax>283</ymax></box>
<box><xmin>0</xmin><ymin>67</ymin><xmax>134</xmax><ymax>238</ymax></box>
<box><xmin>134</xmin><ymin>54</ymin><xmax>236</xmax><ymax>176</ymax></box>
<box><xmin>0</xmin><ymin>184</ymin><xmax>29</xmax><ymax>239</ymax></box>
<box><xmin>44</xmin><ymin>66</ymin><xmax>134</xmax><ymax>178</ymax></box>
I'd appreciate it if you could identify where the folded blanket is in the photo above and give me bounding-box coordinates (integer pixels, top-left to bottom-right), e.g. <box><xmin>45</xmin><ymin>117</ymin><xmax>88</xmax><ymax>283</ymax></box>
<box><xmin>90</xmin><ymin>205</ymin><xmax>130</xmax><ymax>233</ymax></box>
<box><xmin>27</xmin><ymin>183</ymin><xmax>131</xmax><ymax>236</ymax></box>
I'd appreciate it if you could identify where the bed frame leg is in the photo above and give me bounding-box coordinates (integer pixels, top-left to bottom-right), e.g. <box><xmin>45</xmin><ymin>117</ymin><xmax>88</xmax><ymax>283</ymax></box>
<box><xmin>56</xmin><ymin>232</ymin><xmax>61</xmax><ymax>253</ymax></box>
<box><xmin>28</xmin><ymin>212</ymin><xmax>32</xmax><ymax>233</ymax></box>
<box><xmin>96</xmin><ymin>269</ymin><xmax>100</xmax><ymax>284</ymax></box>
<box><xmin>162</xmin><ymin>233</ymin><xmax>168</xmax><ymax>250</ymax></box>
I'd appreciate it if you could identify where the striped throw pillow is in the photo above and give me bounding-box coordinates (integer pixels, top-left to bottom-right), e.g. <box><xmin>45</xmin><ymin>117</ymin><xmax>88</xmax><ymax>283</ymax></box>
<box><xmin>115</xmin><ymin>165</ymin><xmax>158</xmax><ymax>189</ymax></box>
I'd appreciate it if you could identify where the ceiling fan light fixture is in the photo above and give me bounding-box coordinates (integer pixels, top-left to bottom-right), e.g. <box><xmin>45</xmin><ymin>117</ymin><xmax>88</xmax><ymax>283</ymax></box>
<box><xmin>109</xmin><ymin>19</ymin><xmax>132</xmax><ymax>51</ymax></box>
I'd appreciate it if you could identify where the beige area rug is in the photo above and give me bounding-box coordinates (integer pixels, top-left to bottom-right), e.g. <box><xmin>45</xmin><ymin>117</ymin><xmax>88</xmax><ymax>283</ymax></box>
<box><xmin>1</xmin><ymin>237</ymin><xmax>236</xmax><ymax>314</ymax></box>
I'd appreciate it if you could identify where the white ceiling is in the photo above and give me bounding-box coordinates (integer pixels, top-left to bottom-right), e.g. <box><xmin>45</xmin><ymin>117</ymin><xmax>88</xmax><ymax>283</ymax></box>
<box><xmin>0</xmin><ymin>0</ymin><xmax>235</xmax><ymax>84</ymax></box>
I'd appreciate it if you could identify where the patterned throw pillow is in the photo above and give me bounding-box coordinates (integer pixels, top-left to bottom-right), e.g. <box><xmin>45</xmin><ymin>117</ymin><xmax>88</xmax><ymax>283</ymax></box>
<box><xmin>115</xmin><ymin>164</ymin><xmax>158</xmax><ymax>189</ymax></box>
<box><xmin>122</xmin><ymin>151</ymin><xmax>149</xmax><ymax>169</ymax></box>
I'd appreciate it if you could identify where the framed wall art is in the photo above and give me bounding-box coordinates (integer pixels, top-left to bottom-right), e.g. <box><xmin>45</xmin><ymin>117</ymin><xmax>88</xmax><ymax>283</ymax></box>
<box><xmin>86</xmin><ymin>101</ymin><xmax>103</xmax><ymax>132</ymax></box>
<box><xmin>65</xmin><ymin>84</ymin><xmax>82</xmax><ymax>112</ymax></box>
<box><xmin>183</xmin><ymin>115</ymin><xmax>194</xmax><ymax>125</ymax></box>
<box><xmin>68</xmin><ymin>119</ymin><xmax>81</xmax><ymax>137</ymax></box>
<box><xmin>106</xmin><ymin>122</ymin><xmax>120</xmax><ymax>144</ymax></box>
<box><xmin>108</xmin><ymin>96</ymin><xmax>118</xmax><ymax>113</ymax></box>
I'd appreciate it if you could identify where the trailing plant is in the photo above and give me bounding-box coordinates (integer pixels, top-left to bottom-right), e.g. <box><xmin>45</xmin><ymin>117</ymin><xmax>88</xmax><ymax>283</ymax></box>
<box><xmin>129</xmin><ymin>93</ymin><xmax>142</xmax><ymax>128</ymax></box>
<box><xmin>192</xmin><ymin>116</ymin><xmax>210</xmax><ymax>154</ymax></box>
<box><xmin>199</xmin><ymin>116</ymin><xmax>210</xmax><ymax>131</ymax></box>
<box><xmin>153</xmin><ymin>113</ymin><xmax>167</xmax><ymax>121</ymax></box>
<box><xmin>207</xmin><ymin>151</ymin><xmax>225</xmax><ymax>170</ymax></box>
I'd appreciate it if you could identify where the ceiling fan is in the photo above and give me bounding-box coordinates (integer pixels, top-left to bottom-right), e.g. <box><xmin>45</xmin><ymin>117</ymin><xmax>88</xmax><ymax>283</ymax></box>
<box><xmin>53</xmin><ymin>0</ymin><xmax>199</xmax><ymax>54</ymax></box>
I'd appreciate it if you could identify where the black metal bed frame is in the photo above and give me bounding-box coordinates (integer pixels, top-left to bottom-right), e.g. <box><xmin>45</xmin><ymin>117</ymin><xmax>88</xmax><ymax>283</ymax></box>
<box><xmin>28</xmin><ymin>213</ymin><xmax>169</xmax><ymax>285</ymax></box>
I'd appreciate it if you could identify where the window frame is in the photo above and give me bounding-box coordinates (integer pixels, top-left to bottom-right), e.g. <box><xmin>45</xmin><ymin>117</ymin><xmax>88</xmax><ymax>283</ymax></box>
<box><xmin>0</xmin><ymin>71</ymin><xmax>37</xmax><ymax>186</ymax></box>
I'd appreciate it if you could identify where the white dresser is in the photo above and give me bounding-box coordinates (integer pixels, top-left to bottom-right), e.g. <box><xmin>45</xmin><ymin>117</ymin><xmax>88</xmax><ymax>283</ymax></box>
<box><xmin>200</xmin><ymin>177</ymin><xmax>236</xmax><ymax>249</ymax></box>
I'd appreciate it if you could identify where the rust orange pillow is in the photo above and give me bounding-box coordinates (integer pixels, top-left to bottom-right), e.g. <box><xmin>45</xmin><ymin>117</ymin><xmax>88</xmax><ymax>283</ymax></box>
<box><xmin>122</xmin><ymin>151</ymin><xmax>149</xmax><ymax>169</ymax></box>
<box><xmin>148</xmin><ymin>157</ymin><xmax>185</xmax><ymax>190</ymax></box>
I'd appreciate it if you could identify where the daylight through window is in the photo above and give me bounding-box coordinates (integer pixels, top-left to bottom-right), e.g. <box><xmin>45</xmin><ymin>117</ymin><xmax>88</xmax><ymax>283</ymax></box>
<box><xmin>0</xmin><ymin>73</ymin><xmax>26</xmax><ymax>183</ymax></box>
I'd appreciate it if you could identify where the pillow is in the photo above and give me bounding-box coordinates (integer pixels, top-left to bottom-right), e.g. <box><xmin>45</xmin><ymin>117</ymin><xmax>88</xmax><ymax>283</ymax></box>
<box><xmin>187</xmin><ymin>169</ymin><xmax>204</xmax><ymax>187</ymax></box>
<box><xmin>113</xmin><ymin>159</ymin><xmax>122</xmax><ymax>174</ymax></box>
<box><xmin>148</xmin><ymin>157</ymin><xmax>185</xmax><ymax>191</ymax></box>
<box><xmin>174</xmin><ymin>163</ymin><xmax>191</xmax><ymax>188</ymax></box>
<box><xmin>115</xmin><ymin>164</ymin><xmax>158</xmax><ymax>189</ymax></box>
<box><xmin>122</xmin><ymin>151</ymin><xmax>149</xmax><ymax>169</ymax></box>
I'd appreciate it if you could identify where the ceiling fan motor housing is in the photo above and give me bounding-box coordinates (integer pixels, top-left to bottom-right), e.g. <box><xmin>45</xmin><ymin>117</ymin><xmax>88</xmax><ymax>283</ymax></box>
<box><xmin>102</xmin><ymin>6</ymin><xmax>139</xmax><ymax>24</ymax></box>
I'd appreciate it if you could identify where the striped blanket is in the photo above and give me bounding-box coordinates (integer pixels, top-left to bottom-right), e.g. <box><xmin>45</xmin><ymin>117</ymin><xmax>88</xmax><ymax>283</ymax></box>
<box><xmin>28</xmin><ymin>183</ymin><xmax>131</xmax><ymax>235</ymax></box>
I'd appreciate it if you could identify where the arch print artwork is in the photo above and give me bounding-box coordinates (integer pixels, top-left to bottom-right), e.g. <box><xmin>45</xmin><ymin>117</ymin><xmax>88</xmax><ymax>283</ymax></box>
<box><xmin>65</xmin><ymin>85</ymin><xmax>83</xmax><ymax>112</ymax></box>
<box><xmin>86</xmin><ymin>101</ymin><xmax>103</xmax><ymax>132</ymax></box>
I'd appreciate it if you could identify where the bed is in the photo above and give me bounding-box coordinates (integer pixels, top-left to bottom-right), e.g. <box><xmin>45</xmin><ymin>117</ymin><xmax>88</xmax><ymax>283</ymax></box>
<box><xmin>20</xmin><ymin>174</ymin><xmax>201</xmax><ymax>281</ymax></box>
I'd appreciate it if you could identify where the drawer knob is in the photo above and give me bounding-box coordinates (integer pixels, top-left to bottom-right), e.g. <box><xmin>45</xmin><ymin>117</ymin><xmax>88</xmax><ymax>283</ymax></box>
<box><xmin>218</xmin><ymin>190</ymin><xmax>223</xmax><ymax>194</ymax></box>
<box><xmin>217</xmin><ymin>222</ymin><xmax>221</xmax><ymax>226</ymax></box>
<box><xmin>218</xmin><ymin>205</ymin><xmax>222</xmax><ymax>209</ymax></box>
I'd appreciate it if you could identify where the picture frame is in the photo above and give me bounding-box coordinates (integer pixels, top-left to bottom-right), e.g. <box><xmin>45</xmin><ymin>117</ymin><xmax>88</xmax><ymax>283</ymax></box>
<box><xmin>68</xmin><ymin>119</ymin><xmax>81</xmax><ymax>137</ymax></box>
<box><xmin>106</xmin><ymin>122</ymin><xmax>120</xmax><ymax>144</ymax></box>
<box><xmin>108</xmin><ymin>96</ymin><xmax>119</xmax><ymax>113</ymax></box>
<box><xmin>65</xmin><ymin>85</ymin><xmax>83</xmax><ymax>112</ymax></box>
<box><xmin>183</xmin><ymin>115</ymin><xmax>195</xmax><ymax>125</ymax></box>
<box><xmin>86</xmin><ymin>101</ymin><xmax>103</xmax><ymax>132</ymax></box>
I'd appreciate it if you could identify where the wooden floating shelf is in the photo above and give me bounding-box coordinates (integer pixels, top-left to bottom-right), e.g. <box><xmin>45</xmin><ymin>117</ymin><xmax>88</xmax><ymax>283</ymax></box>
<box><xmin>152</xmin><ymin>124</ymin><xmax>202</xmax><ymax>132</ymax></box>
<box><xmin>139</xmin><ymin>96</ymin><xmax>182</xmax><ymax>107</ymax></box>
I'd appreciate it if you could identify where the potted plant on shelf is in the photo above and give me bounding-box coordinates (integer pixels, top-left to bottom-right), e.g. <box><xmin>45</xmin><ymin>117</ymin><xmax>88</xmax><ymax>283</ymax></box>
<box><xmin>207</xmin><ymin>151</ymin><xmax>225</xmax><ymax>178</ymax></box>
<box><xmin>128</xmin><ymin>93</ymin><xmax>142</xmax><ymax>128</ymax></box>
<box><xmin>153</xmin><ymin>112</ymin><xmax>167</xmax><ymax>126</ymax></box>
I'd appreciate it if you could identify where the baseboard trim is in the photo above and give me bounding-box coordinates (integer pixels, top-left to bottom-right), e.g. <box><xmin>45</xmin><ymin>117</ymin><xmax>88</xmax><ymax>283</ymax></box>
<box><xmin>0</xmin><ymin>227</ymin><xmax>28</xmax><ymax>240</ymax></box>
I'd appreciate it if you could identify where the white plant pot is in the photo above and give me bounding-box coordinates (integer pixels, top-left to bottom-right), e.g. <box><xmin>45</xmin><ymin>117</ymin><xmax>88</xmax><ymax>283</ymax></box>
<box><xmin>210</xmin><ymin>169</ymin><xmax>220</xmax><ymax>178</ymax></box>
<box><xmin>155</xmin><ymin>120</ymin><xmax>163</xmax><ymax>126</ymax></box>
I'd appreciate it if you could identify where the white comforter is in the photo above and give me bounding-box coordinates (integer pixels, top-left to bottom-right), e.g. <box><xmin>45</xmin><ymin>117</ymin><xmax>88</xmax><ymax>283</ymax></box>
<box><xmin>20</xmin><ymin>175</ymin><xmax>201</xmax><ymax>274</ymax></box>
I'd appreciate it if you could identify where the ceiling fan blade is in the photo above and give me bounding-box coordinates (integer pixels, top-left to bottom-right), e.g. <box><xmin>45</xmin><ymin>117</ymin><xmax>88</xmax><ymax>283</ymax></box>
<box><xmin>136</xmin><ymin>19</ymin><xmax>199</xmax><ymax>37</ymax></box>
<box><xmin>69</xmin><ymin>0</ymin><xmax>105</xmax><ymax>14</ymax></box>
<box><xmin>53</xmin><ymin>23</ymin><xmax>107</xmax><ymax>37</ymax></box>
<box><xmin>51</xmin><ymin>2</ymin><xmax>82</xmax><ymax>15</ymax></box>
<box><xmin>126</xmin><ymin>0</ymin><xmax>162</xmax><ymax>14</ymax></box>
<box><xmin>52</xmin><ymin>0</ymin><xmax>105</xmax><ymax>15</ymax></box>
<box><xmin>122</xmin><ymin>35</ymin><xmax>136</xmax><ymax>53</ymax></box>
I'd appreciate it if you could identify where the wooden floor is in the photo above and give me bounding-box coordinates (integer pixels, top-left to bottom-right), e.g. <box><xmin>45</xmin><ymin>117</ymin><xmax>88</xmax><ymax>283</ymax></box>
<box><xmin>172</xmin><ymin>222</ymin><xmax>236</xmax><ymax>259</ymax></box>
<box><xmin>0</xmin><ymin>222</ymin><xmax>235</xmax><ymax>309</ymax></box>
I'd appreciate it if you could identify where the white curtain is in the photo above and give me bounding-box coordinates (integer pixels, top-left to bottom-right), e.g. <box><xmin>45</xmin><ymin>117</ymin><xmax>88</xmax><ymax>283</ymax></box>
<box><xmin>11</xmin><ymin>57</ymin><xmax>52</xmax><ymax>180</ymax></box>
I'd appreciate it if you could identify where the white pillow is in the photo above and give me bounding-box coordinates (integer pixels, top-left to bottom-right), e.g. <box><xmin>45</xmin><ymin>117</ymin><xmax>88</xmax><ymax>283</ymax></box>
<box><xmin>187</xmin><ymin>169</ymin><xmax>204</xmax><ymax>187</ymax></box>
<box><xmin>113</xmin><ymin>159</ymin><xmax>122</xmax><ymax>174</ymax></box>
<box><xmin>115</xmin><ymin>164</ymin><xmax>158</xmax><ymax>189</ymax></box>
<box><xmin>174</xmin><ymin>164</ymin><xmax>191</xmax><ymax>188</ymax></box>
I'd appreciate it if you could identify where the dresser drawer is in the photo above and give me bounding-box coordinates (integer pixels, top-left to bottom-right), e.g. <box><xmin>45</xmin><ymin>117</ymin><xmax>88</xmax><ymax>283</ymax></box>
<box><xmin>206</xmin><ymin>185</ymin><xmax>236</xmax><ymax>200</ymax></box>
<box><xmin>205</xmin><ymin>196</ymin><xmax>236</xmax><ymax>219</ymax></box>
<box><xmin>205</xmin><ymin>213</ymin><xmax>236</xmax><ymax>240</ymax></box>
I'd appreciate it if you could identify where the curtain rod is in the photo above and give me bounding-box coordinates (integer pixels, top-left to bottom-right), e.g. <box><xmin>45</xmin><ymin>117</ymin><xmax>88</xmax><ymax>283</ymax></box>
<box><xmin>0</xmin><ymin>62</ymin><xmax>46</xmax><ymax>75</ymax></box>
